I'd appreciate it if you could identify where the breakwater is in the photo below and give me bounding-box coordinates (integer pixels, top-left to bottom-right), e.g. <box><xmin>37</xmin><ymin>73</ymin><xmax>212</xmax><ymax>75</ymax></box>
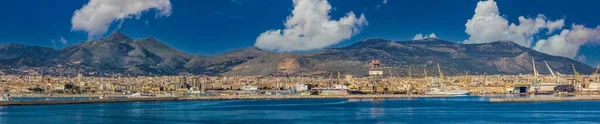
<box><xmin>490</xmin><ymin>96</ymin><xmax>600</xmax><ymax>102</ymax></box>
<box><xmin>0</xmin><ymin>97</ymin><xmax>180</xmax><ymax>106</ymax></box>
<box><xmin>0</xmin><ymin>94</ymin><xmax>452</xmax><ymax>106</ymax></box>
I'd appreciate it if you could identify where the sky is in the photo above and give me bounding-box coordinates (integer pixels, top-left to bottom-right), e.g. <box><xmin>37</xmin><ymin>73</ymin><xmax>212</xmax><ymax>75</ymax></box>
<box><xmin>0</xmin><ymin>0</ymin><xmax>598</xmax><ymax>66</ymax></box>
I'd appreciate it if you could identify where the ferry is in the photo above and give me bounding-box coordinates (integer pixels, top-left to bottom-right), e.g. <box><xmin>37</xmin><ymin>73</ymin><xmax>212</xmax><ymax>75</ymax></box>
<box><xmin>241</xmin><ymin>85</ymin><xmax>259</xmax><ymax>91</ymax></box>
<box><xmin>424</xmin><ymin>88</ymin><xmax>470</xmax><ymax>95</ymax></box>
<box><xmin>127</xmin><ymin>93</ymin><xmax>156</xmax><ymax>98</ymax></box>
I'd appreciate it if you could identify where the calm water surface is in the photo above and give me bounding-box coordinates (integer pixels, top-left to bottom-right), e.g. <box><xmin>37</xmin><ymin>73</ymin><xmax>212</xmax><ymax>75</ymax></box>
<box><xmin>1</xmin><ymin>96</ymin><xmax>599</xmax><ymax>123</ymax></box>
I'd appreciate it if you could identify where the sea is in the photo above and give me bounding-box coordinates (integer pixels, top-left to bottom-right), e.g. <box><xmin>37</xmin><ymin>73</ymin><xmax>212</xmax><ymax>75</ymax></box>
<box><xmin>1</xmin><ymin>96</ymin><xmax>599</xmax><ymax>124</ymax></box>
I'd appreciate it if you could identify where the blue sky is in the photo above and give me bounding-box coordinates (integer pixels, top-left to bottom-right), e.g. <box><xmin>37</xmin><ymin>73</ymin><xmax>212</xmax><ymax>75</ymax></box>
<box><xmin>0</xmin><ymin>0</ymin><xmax>598</xmax><ymax>66</ymax></box>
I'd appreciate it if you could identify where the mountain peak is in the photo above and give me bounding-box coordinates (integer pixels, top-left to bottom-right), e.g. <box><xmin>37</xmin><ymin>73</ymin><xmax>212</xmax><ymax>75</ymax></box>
<box><xmin>106</xmin><ymin>30</ymin><xmax>131</xmax><ymax>40</ymax></box>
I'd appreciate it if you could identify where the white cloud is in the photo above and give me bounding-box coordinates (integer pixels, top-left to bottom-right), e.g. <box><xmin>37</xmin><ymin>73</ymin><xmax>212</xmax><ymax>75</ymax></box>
<box><xmin>577</xmin><ymin>55</ymin><xmax>587</xmax><ymax>63</ymax></box>
<box><xmin>412</xmin><ymin>33</ymin><xmax>437</xmax><ymax>40</ymax></box>
<box><xmin>463</xmin><ymin>0</ymin><xmax>564</xmax><ymax>47</ymax></box>
<box><xmin>71</xmin><ymin>0</ymin><xmax>172</xmax><ymax>39</ymax></box>
<box><xmin>59</xmin><ymin>36</ymin><xmax>68</xmax><ymax>45</ymax></box>
<box><xmin>383</xmin><ymin>0</ymin><xmax>388</xmax><ymax>4</ymax></box>
<box><xmin>255</xmin><ymin>0</ymin><xmax>368</xmax><ymax>52</ymax></box>
<box><xmin>534</xmin><ymin>25</ymin><xmax>600</xmax><ymax>58</ymax></box>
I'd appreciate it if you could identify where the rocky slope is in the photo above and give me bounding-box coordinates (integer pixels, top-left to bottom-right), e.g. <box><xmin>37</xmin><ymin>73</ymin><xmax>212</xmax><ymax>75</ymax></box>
<box><xmin>0</xmin><ymin>33</ymin><xmax>595</xmax><ymax>77</ymax></box>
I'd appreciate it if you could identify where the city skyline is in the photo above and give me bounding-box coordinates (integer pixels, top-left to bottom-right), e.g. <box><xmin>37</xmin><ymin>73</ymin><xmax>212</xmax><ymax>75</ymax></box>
<box><xmin>0</xmin><ymin>0</ymin><xmax>599</xmax><ymax>66</ymax></box>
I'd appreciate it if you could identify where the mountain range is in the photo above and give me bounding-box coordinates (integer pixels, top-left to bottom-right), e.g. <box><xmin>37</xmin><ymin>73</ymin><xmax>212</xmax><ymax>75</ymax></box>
<box><xmin>0</xmin><ymin>31</ymin><xmax>595</xmax><ymax>77</ymax></box>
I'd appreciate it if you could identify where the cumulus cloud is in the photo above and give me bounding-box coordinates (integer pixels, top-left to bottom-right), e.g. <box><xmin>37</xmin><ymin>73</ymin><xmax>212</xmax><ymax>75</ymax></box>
<box><xmin>71</xmin><ymin>0</ymin><xmax>172</xmax><ymax>39</ymax></box>
<box><xmin>463</xmin><ymin>0</ymin><xmax>564</xmax><ymax>47</ymax></box>
<box><xmin>254</xmin><ymin>0</ymin><xmax>368</xmax><ymax>52</ymax></box>
<box><xmin>59</xmin><ymin>36</ymin><xmax>68</xmax><ymax>45</ymax></box>
<box><xmin>412</xmin><ymin>33</ymin><xmax>437</xmax><ymax>40</ymax></box>
<box><xmin>534</xmin><ymin>25</ymin><xmax>600</xmax><ymax>58</ymax></box>
<box><xmin>383</xmin><ymin>0</ymin><xmax>388</xmax><ymax>4</ymax></box>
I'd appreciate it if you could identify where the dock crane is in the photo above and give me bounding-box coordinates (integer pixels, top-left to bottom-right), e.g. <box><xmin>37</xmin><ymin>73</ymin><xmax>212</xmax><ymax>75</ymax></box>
<box><xmin>480</xmin><ymin>72</ymin><xmax>487</xmax><ymax>94</ymax></box>
<box><xmin>424</xmin><ymin>68</ymin><xmax>430</xmax><ymax>87</ymax></box>
<box><xmin>437</xmin><ymin>63</ymin><xmax>445</xmax><ymax>84</ymax></box>
<box><xmin>408</xmin><ymin>67</ymin><xmax>412</xmax><ymax>81</ymax></box>
<box><xmin>572</xmin><ymin>64</ymin><xmax>581</xmax><ymax>90</ymax></box>
<box><xmin>594</xmin><ymin>65</ymin><xmax>599</xmax><ymax>81</ymax></box>
<box><xmin>544</xmin><ymin>61</ymin><xmax>559</xmax><ymax>83</ymax></box>
<box><xmin>532</xmin><ymin>58</ymin><xmax>541</xmax><ymax>93</ymax></box>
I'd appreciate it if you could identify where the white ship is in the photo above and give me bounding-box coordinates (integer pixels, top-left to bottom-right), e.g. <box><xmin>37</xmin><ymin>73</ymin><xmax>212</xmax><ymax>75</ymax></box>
<box><xmin>241</xmin><ymin>85</ymin><xmax>258</xmax><ymax>91</ymax></box>
<box><xmin>127</xmin><ymin>93</ymin><xmax>156</xmax><ymax>98</ymax></box>
<box><xmin>425</xmin><ymin>88</ymin><xmax>470</xmax><ymax>95</ymax></box>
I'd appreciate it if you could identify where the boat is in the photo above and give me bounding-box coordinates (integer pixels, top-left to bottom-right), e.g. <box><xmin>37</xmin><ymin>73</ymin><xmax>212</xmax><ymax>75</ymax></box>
<box><xmin>127</xmin><ymin>93</ymin><xmax>156</xmax><ymax>98</ymax></box>
<box><xmin>0</xmin><ymin>92</ymin><xmax>12</xmax><ymax>101</ymax></box>
<box><xmin>424</xmin><ymin>88</ymin><xmax>470</xmax><ymax>95</ymax></box>
<box><xmin>241</xmin><ymin>85</ymin><xmax>258</xmax><ymax>91</ymax></box>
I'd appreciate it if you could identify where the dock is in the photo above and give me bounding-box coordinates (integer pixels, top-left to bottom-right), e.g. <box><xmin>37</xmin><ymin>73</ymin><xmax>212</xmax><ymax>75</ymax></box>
<box><xmin>0</xmin><ymin>97</ymin><xmax>180</xmax><ymax>106</ymax></box>
<box><xmin>490</xmin><ymin>97</ymin><xmax>600</xmax><ymax>102</ymax></box>
<box><xmin>179</xmin><ymin>94</ymin><xmax>452</xmax><ymax>100</ymax></box>
<box><xmin>0</xmin><ymin>94</ymin><xmax>452</xmax><ymax>106</ymax></box>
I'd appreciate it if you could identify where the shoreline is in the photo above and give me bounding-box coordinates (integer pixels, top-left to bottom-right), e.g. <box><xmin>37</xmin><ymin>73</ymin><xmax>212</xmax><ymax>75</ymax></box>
<box><xmin>1</xmin><ymin>94</ymin><xmax>453</xmax><ymax>106</ymax></box>
<box><xmin>490</xmin><ymin>96</ymin><xmax>600</xmax><ymax>102</ymax></box>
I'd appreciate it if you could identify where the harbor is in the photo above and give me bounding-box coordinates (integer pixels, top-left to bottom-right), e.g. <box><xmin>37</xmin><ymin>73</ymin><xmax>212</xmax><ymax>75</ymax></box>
<box><xmin>0</xmin><ymin>94</ymin><xmax>452</xmax><ymax>106</ymax></box>
<box><xmin>490</xmin><ymin>96</ymin><xmax>600</xmax><ymax>102</ymax></box>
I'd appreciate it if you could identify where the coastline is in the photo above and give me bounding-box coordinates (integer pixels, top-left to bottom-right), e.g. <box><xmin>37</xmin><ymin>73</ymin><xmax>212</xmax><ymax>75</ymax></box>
<box><xmin>1</xmin><ymin>94</ymin><xmax>453</xmax><ymax>106</ymax></box>
<box><xmin>490</xmin><ymin>96</ymin><xmax>600</xmax><ymax>102</ymax></box>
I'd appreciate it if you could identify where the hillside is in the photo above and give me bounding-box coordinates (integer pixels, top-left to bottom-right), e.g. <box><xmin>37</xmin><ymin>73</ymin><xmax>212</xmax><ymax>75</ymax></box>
<box><xmin>0</xmin><ymin>33</ymin><xmax>594</xmax><ymax>77</ymax></box>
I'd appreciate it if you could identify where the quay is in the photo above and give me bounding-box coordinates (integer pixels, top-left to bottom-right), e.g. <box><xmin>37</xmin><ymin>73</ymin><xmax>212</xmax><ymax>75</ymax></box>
<box><xmin>0</xmin><ymin>97</ymin><xmax>180</xmax><ymax>106</ymax></box>
<box><xmin>0</xmin><ymin>94</ymin><xmax>452</xmax><ymax>106</ymax></box>
<box><xmin>490</xmin><ymin>96</ymin><xmax>600</xmax><ymax>102</ymax></box>
<box><xmin>179</xmin><ymin>94</ymin><xmax>452</xmax><ymax>100</ymax></box>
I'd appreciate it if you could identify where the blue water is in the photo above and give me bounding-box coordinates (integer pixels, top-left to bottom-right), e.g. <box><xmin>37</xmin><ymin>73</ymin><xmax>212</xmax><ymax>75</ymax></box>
<box><xmin>1</xmin><ymin>96</ymin><xmax>599</xmax><ymax>123</ymax></box>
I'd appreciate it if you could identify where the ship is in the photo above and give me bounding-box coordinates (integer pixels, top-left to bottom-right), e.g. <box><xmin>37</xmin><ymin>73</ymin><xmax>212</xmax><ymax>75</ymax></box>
<box><xmin>126</xmin><ymin>93</ymin><xmax>156</xmax><ymax>98</ymax></box>
<box><xmin>424</xmin><ymin>88</ymin><xmax>471</xmax><ymax>95</ymax></box>
<box><xmin>241</xmin><ymin>85</ymin><xmax>259</xmax><ymax>91</ymax></box>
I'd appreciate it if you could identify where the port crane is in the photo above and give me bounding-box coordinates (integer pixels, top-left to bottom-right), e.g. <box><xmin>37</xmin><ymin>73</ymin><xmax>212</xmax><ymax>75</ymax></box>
<box><xmin>594</xmin><ymin>65</ymin><xmax>599</xmax><ymax>82</ymax></box>
<box><xmin>572</xmin><ymin>64</ymin><xmax>581</xmax><ymax>90</ymax></box>
<box><xmin>532</xmin><ymin>58</ymin><xmax>541</xmax><ymax>93</ymax></box>
<box><xmin>437</xmin><ymin>63</ymin><xmax>445</xmax><ymax>84</ymax></box>
<box><xmin>424</xmin><ymin>68</ymin><xmax>430</xmax><ymax>87</ymax></box>
<box><xmin>408</xmin><ymin>67</ymin><xmax>412</xmax><ymax>81</ymax></box>
<box><xmin>544</xmin><ymin>61</ymin><xmax>560</xmax><ymax>84</ymax></box>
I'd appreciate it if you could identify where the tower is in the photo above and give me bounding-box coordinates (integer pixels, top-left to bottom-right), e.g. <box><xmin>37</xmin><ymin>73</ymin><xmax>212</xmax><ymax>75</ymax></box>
<box><xmin>368</xmin><ymin>60</ymin><xmax>383</xmax><ymax>77</ymax></box>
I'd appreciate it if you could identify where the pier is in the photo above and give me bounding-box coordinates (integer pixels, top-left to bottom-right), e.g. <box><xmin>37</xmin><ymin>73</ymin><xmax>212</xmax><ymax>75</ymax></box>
<box><xmin>490</xmin><ymin>96</ymin><xmax>600</xmax><ymax>102</ymax></box>
<box><xmin>0</xmin><ymin>94</ymin><xmax>452</xmax><ymax>106</ymax></box>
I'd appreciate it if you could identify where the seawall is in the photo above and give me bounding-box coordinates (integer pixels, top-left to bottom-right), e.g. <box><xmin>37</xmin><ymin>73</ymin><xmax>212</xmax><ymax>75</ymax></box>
<box><xmin>490</xmin><ymin>97</ymin><xmax>600</xmax><ymax>102</ymax></box>
<box><xmin>1</xmin><ymin>94</ymin><xmax>452</xmax><ymax>106</ymax></box>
